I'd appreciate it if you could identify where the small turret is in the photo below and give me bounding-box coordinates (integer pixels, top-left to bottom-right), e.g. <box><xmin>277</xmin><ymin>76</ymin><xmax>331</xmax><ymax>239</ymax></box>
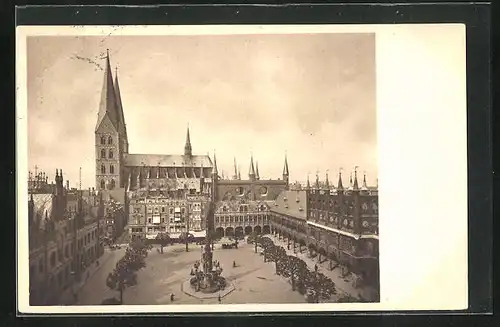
<box><xmin>361</xmin><ymin>171</ymin><xmax>369</xmax><ymax>191</ymax></box>
<box><xmin>212</xmin><ymin>150</ymin><xmax>218</xmax><ymax>180</ymax></box>
<box><xmin>248</xmin><ymin>153</ymin><xmax>256</xmax><ymax>181</ymax></box>
<box><xmin>353</xmin><ymin>166</ymin><xmax>359</xmax><ymax>191</ymax></box>
<box><xmin>233</xmin><ymin>157</ymin><xmax>238</xmax><ymax>180</ymax></box>
<box><xmin>337</xmin><ymin>169</ymin><xmax>344</xmax><ymax>194</ymax></box>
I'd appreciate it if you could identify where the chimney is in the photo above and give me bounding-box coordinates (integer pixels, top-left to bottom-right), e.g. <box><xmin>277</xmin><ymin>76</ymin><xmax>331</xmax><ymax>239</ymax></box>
<box><xmin>66</xmin><ymin>180</ymin><xmax>70</xmax><ymax>190</ymax></box>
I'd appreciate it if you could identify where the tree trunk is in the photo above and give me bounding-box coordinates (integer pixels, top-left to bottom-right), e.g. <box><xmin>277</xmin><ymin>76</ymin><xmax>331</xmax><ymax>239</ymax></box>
<box><xmin>160</xmin><ymin>244</ymin><xmax>164</xmax><ymax>254</ymax></box>
<box><xmin>185</xmin><ymin>241</ymin><xmax>189</xmax><ymax>252</ymax></box>
<box><xmin>254</xmin><ymin>242</ymin><xmax>257</xmax><ymax>253</ymax></box>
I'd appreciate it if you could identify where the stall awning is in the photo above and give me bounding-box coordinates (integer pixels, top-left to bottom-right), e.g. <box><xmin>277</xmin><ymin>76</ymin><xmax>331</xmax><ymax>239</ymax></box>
<box><xmin>170</xmin><ymin>233</ymin><xmax>181</xmax><ymax>239</ymax></box>
<box><xmin>191</xmin><ymin>231</ymin><xmax>206</xmax><ymax>238</ymax></box>
<box><xmin>146</xmin><ymin>234</ymin><xmax>158</xmax><ymax>240</ymax></box>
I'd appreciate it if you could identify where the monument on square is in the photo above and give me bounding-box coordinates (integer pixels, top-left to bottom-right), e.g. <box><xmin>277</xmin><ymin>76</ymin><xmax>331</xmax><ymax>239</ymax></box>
<box><xmin>181</xmin><ymin>214</ymin><xmax>235</xmax><ymax>299</ymax></box>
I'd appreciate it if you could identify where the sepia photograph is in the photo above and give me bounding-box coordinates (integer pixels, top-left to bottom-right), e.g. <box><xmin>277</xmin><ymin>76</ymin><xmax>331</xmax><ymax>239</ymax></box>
<box><xmin>17</xmin><ymin>24</ymin><xmax>468</xmax><ymax>313</ymax></box>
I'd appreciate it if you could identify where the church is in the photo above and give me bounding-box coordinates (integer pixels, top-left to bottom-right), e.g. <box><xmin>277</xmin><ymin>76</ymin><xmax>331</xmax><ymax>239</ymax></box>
<box><xmin>95</xmin><ymin>51</ymin><xmax>290</xmax><ymax>240</ymax></box>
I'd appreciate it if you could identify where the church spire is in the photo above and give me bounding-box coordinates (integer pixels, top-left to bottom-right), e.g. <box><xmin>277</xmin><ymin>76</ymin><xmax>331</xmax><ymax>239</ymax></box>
<box><xmin>95</xmin><ymin>49</ymin><xmax>119</xmax><ymax>131</ymax></box>
<box><xmin>255</xmin><ymin>161</ymin><xmax>260</xmax><ymax>180</ymax></box>
<box><xmin>114</xmin><ymin>65</ymin><xmax>128</xmax><ymax>146</ymax></box>
<box><xmin>248</xmin><ymin>153</ymin><xmax>256</xmax><ymax>180</ymax></box>
<box><xmin>282</xmin><ymin>153</ymin><xmax>289</xmax><ymax>177</ymax></box>
<box><xmin>325</xmin><ymin>170</ymin><xmax>330</xmax><ymax>189</ymax></box>
<box><xmin>184</xmin><ymin>125</ymin><xmax>192</xmax><ymax>157</ymax></box>
<box><xmin>306</xmin><ymin>173</ymin><xmax>311</xmax><ymax>190</ymax></box>
<box><xmin>315</xmin><ymin>170</ymin><xmax>320</xmax><ymax>189</ymax></box>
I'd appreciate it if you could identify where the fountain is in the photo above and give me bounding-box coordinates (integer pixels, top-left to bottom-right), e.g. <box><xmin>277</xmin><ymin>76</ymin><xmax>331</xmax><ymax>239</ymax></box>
<box><xmin>181</xmin><ymin>234</ymin><xmax>235</xmax><ymax>299</ymax></box>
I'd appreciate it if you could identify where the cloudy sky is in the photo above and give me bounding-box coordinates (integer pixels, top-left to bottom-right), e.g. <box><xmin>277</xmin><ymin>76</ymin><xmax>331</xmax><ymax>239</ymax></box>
<box><xmin>27</xmin><ymin>33</ymin><xmax>377</xmax><ymax>189</ymax></box>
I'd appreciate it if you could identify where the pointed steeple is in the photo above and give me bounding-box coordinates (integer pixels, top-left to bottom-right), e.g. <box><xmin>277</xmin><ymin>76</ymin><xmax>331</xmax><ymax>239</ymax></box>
<box><xmin>353</xmin><ymin>166</ymin><xmax>359</xmax><ymax>191</ymax></box>
<box><xmin>255</xmin><ymin>161</ymin><xmax>260</xmax><ymax>180</ymax></box>
<box><xmin>233</xmin><ymin>157</ymin><xmax>238</xmax><ymax>180</ymax></box>
<box><xmin>282</xmin><ymin>153</ymin><xmax>289</xmax><ymax>177</ymax></box>
<box><xmin>347</xmin><ymin>172</ymin><xmax>354</xmax><ymax>191</ymax></box>
<box><xmin>361</xmin><ymin>171</ymin><xmax>369</xmax><ymax>191</ymax></box>
<box><xmin>337</xmin><ymin>168</ymin><xmax>344</xmax><ymax>191</ymax></box>
<box><xmin>315</xmin><ymin>171</ymin><xmax>320</xmax><ymax>189</ymax></box>
<box><xmin>114</xmin><ymin>66</ymin><xmax>128</xmax><ymax>138</ymax></box>
<box><xmin>212</xmin><ymin>150</ymin><xmax>218</xmax><ymax>179</ymax></box>
<box><xmin>96</xmin><ymin>50</ymin><xmax>119</xmax><ymax>131</ymax></box>
<box><xmin>325</xmin><ymin>170</ymin><xmax>330</xmax><ymax>189</ymax></box>
<box><xmin>248</xmin><ymin>153</ymin><xmax>256</xmax><ymax>180</ymax></box>
<box><xmin>306</xmin><ymin>173</ymin><xmax>311</xmax><ymax>190</ymax></box>
<box><xmin>238</xmin><ymin>166</ymin><xmax>241</xmax><ymax>180</ymax></box>
<box><xmin>184</xmin><ymin>125</ymin><xmax>192</xmax><ymax>157</ymax></box>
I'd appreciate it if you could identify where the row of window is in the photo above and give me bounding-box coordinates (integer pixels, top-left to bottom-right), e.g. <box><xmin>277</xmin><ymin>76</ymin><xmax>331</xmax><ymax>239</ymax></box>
<box><xmin>100</xmin><ymin>148</ymin><xmax>114</xmax><ymax>159</ymax></box>
<box><xmin>221</xmin><ymin>204</ymin><xmax>268</xmax><ymax>213</ymax></box>
<box><xmin>309</xmin><ymin>199</ymin><xmax>379</xmax><ymax>213</ymax></box>
<box><xmin>100</xmin><ymin>136</ymin><xmax>114</xmax><ymax>145</ymax></box>
<box><xmin>215</xmin><ymin>216</ymin><xmax>269</xmax><ymax>224</ymax></box>
<box><xmin>100</xmin><ymin>164</ymin><xmax>115</xmax><ymax>174</ymax></box>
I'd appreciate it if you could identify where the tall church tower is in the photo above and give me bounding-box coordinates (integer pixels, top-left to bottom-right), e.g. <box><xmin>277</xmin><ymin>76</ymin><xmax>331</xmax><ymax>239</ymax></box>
<box><xmin>95</xmin><ymin>50</ymin><xmax>128</xmax><ymax>190</ymax></box>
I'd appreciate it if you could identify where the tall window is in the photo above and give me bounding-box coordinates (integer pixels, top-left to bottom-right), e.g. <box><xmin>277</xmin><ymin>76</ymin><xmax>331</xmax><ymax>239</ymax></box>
<box><xmin>108</xmin><ymin>136</ymin><xmax>113</xmax><ymax>145</ymax></box>
<box><xmin>101</xmin><ymin>149</ymin><xmax>106</xmax><ymax>158</ymax></box>
<box><xmin>110</xmin><ymin>179</ymin><xmax>116</xmax><ymax>189</ymax></box>
<box><xmin>109</xmin><ymin>149</ymin><xmax>114</xmax><ymax>159</ymax></box>
<box><xmin>100</xmin><ymin>179</ymin><xmax>105</xmax><ymax>189</ymax></box>
<box><xmin>101</xmin><ymin>164</ymin><xmax>106</xmax><ymax>174</ymax></box>
<box><xmin>110</xmin><ymin>165</ymin><xmax>114</xmax><ymax>174</ymax></box>
<box><xmin>100</xmin><ymin>136</ymin><xmax>106</xmax><ymax>145</ymax></box>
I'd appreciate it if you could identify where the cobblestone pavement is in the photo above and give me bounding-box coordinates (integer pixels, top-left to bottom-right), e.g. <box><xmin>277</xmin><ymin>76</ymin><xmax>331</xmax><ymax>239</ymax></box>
<box><xmin>267</xmin><ymin>234</ymin><xmax>378</xmax><ymax>301</ymax></box>
<box><xmin>77</xmin><ymin>242</ymin><xmax>306</xmax><ymax>305</ymax></box>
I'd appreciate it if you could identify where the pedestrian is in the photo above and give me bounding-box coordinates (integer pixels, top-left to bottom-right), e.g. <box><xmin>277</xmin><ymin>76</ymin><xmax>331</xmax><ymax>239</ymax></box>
<box><xmin>233</xmin><ymin>260</ymin><xmax>236</xmax><ymax>268</ymax></box>
<box><xmin>314</xmin><ymin>264</ymin><xmax>318</xmax><ymax>273</ymax></box>
<box><xmin>170</xmin><ymin>293</ymin><xmax>175</xmax><ymax>302</ymax></box>
<box><xmin>218</xmin><ymin>294</ymin><xmax>221</xmax><ymax>303</ymax></box>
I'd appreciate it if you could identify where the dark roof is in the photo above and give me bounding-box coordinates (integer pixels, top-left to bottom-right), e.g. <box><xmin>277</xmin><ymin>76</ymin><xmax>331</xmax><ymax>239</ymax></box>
<box><xmin>217</xmin><ymin>179</ymin><xmax>287</xmax><ymax>185</ymax></box>
<box><xmin>123</xmin><ymin>154</ymin><xmax>213</xmax><ymax>168</ymax></box>
<box><xmin>270</xmin><ymin>190</ymin><xmax>307</xmax><ymax>220</ymax></box>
